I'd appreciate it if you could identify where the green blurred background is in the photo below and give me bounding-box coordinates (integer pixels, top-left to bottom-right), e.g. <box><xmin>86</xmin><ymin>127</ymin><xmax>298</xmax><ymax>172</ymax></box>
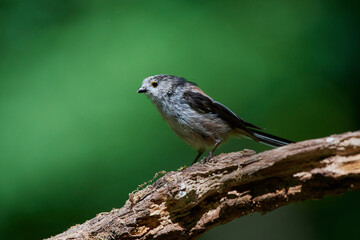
<box><xmin>0</xmin><ymin>0</ymin><xmax>359</xmax><ymax>239</ymax></box>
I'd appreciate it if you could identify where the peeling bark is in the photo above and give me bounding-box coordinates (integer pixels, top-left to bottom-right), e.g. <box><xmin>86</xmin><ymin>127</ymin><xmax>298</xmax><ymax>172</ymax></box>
<box><xmin>47</xmin><ymin>131</ymin><xmax>360</xmax><ymax>240</ymax></box>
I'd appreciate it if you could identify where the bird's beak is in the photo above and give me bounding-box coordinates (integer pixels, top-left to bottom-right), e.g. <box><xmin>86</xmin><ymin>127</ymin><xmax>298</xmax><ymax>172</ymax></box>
<box><xmin>137</xmin><ymin>87</ymin><xmax>147</xmax><ymax>93</ymax></box>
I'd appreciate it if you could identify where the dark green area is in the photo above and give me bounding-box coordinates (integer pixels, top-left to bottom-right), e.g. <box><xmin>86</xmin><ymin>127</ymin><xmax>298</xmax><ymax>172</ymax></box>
<box><xmin>0</xmin><ymin>1</ymin><xmax>359</xmax><ymax>239</ymax></box>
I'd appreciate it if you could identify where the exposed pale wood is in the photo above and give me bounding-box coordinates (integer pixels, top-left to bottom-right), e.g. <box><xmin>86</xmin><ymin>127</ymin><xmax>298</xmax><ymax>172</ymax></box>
<box><xmin>47</xmin><ymin>131</ymin><xmax>360</xmax><ymax>240</ymax></box>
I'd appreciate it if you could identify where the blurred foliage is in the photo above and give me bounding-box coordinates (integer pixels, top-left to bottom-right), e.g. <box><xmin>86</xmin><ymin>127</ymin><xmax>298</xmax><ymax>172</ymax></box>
<box><xmin>0</xmin><ymin>0</ymin><xmax>359</xmax><ymax>239</ymax></box>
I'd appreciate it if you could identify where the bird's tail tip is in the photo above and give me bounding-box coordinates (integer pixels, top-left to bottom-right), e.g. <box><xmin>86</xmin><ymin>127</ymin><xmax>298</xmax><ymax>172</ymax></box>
<box><xmin>250</xmin><ymin>129</ymin><xmax>294</xmax><ymax>147</ymax></box>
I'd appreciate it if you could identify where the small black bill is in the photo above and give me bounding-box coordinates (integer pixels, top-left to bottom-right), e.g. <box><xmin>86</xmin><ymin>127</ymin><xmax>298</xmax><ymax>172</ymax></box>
<box><xmin>137</xmin><ymin>88</ymin><xmax>147</xmax><ymax>93</ymax></box>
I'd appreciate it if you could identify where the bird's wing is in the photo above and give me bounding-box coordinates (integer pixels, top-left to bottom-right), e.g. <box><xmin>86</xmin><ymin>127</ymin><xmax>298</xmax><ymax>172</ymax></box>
<box><xmin>183</xmin><ymin>89</ymin><xmax>262</xmax><ymax>138</ymax></box>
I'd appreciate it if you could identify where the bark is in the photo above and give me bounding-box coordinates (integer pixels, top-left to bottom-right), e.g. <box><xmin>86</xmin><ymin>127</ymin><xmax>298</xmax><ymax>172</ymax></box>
<box><xmin>47</xmin><ymin>131</ymin><xmax>360</xmax><ymax>240</ymax></box>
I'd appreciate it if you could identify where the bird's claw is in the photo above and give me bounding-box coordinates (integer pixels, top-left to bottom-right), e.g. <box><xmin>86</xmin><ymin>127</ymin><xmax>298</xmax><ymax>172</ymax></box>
<box><xmin>201</xmin><ymin>154</ymin><xmax>213</xmax><ymax>163</ymax></box>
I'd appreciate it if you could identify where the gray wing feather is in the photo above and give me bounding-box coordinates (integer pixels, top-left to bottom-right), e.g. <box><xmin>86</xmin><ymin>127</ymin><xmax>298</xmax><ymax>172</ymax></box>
<box><xmin>183</xmin><ymin>91</ymin><xmax>261</xmax><ymax>137</ymax></box>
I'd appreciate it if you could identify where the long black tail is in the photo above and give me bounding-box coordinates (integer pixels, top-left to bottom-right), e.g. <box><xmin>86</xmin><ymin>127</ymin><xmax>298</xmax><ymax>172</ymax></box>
<box><xmin>250</xmin><ymin>128</ymin><xmax>294</xmax><ymax>147</ymax></box>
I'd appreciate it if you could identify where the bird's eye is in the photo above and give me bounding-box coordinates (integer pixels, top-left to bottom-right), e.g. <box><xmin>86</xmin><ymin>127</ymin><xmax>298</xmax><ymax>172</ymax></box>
<box><xmin>151</xmin><ymin>81</ymin><xmax>158</xmax><ymax>88</ymax></box>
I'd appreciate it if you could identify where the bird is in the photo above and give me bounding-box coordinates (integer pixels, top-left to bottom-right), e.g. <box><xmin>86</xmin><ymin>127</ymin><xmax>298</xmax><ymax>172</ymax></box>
<box><xmin>137</xmin><ymin>74</ymin><xmax>294</xmax><ymax>164</ymax></box>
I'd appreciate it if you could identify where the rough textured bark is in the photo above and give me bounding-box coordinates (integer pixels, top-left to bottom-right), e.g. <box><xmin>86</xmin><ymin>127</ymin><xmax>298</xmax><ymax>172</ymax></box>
<box><xmin>47</xmin><ymin>131</ymin><xmax>360</xmax><ymax>240</ymax></box>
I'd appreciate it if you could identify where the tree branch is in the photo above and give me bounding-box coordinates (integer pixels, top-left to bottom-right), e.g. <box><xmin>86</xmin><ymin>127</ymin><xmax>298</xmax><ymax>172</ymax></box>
<box><xmin>48</xmin><ymin>131</ymin><xmax>360</xmax><ymax>240</ymax></box>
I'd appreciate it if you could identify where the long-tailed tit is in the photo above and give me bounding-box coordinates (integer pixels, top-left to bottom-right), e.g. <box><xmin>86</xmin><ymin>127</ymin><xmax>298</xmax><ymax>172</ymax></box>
<box><xmin>137</xmin><ymin>74</ymin><xmax>294</xmax><ymax>164</ymax></box>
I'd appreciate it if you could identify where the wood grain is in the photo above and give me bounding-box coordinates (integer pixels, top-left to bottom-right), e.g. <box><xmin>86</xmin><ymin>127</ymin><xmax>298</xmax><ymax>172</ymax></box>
<box><xmin>47</xmin><ymin>131</ymin><xmax>360</xmax><ymax>240</ymax></box>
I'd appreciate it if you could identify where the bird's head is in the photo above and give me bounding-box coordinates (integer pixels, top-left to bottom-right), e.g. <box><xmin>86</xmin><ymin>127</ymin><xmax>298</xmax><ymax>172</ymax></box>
<box><xmin>137</xmin><ymin>74</ymin><xmax>187</xmax><ymax>101</ymax></box>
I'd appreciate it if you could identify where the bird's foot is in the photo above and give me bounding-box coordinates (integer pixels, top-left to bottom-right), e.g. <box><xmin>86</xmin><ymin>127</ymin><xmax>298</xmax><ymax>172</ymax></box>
<box><xmin>201</xmin><ymin>153</ymin><xmax>214</xmax><ymax>163</ymax></box>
